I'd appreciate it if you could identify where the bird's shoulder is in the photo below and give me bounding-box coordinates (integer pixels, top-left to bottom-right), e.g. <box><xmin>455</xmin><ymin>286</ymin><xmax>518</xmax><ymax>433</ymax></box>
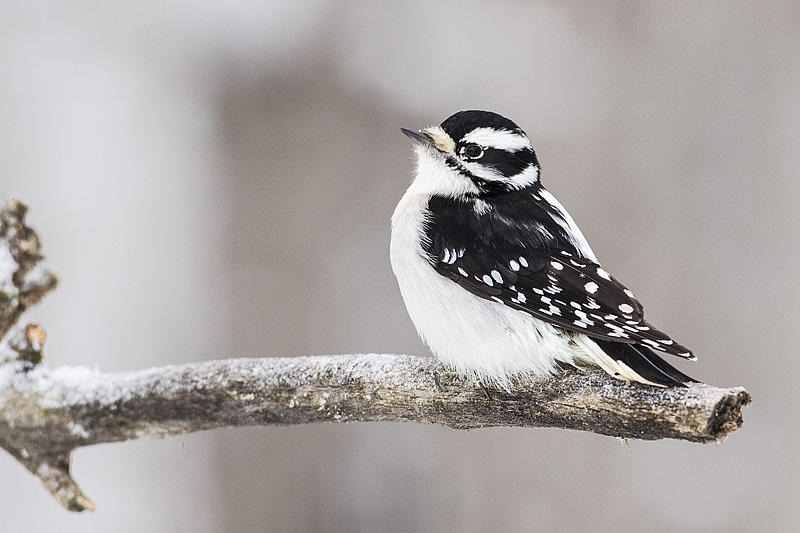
<box><xmin>423</xmin><ymin>188</ymin><xmax>574</xmax><ymax>256</ymax></box>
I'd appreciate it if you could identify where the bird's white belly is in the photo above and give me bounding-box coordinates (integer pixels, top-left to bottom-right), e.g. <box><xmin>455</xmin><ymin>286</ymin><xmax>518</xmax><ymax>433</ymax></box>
<box><xmin>390</xmin><ymin>192</ymin><xmax>577</xmax><ymax>388</ymax></box>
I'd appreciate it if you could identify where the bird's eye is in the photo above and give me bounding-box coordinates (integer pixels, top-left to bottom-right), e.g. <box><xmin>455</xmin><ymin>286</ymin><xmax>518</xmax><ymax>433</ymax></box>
<box><xmin>462</xmin><ymin>144</ymin><xmax>484</xmax><ymax>159</ymax></box>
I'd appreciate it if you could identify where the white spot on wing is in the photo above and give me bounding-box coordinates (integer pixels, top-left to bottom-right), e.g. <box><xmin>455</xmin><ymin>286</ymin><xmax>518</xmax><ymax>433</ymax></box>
<box><xmin>584</xmin><ymin>281</ymin><xmax>599</xmax><ymax>294</ymax></box>
<box><xmin>519</xmin><ymin>256</ymin><xmax>528</xmax><ymax>268</ymax></box>
<box><xmin>491</xmin><ymin>270</ymin><xmax>503</xmax><ymax>283</ymax></box>
<box><xmin>458</xmin><ymin>267</ymin><xmax>468</xmax><ymax>277</ymax></box>
<box><xmin>596</xmin><ymin>267</ymin><xmax>611</xmax><ymax>280</ymax></box>
<box><xmin>618</xmin><ymin>303</ymin><xmax>634</xmax><ymax>313</ymax></box>
<box><xmin>482</xmin><ymin>275</ymin><xmax>494</xmax><ymax>286</ymax></box>
<box><xmin>585</xmin><ymin>298</ymin><xmax>601</xmax><ymax>310</ymax></box>
<box><xmin>442</xmin><ymin>249</ymin><xmax>450</xmax><ymax>263</ymax></box>
<box><xmin>509</xmin><ymin>259</ymin><xmax>520</xmax><ymax>271</ymax></box>
<box><xmin>550</xmin><ymin>261</ymin><xmax>563</xmax><ymax>271</ymax></box>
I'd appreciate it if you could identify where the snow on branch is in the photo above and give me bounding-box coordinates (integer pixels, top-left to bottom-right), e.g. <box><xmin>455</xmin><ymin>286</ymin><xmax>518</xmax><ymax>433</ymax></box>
<box><xmin>0</xmin><ymin>199</ymin><xmax>751</xmax><ymax>513</ymax></box>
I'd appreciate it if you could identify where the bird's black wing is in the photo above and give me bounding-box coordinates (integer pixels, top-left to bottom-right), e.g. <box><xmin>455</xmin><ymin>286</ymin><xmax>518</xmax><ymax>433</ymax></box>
<box><xmin>429</xmin><ymin>243</ymin><xmax>694</xmax><ymax>359</ymax></box>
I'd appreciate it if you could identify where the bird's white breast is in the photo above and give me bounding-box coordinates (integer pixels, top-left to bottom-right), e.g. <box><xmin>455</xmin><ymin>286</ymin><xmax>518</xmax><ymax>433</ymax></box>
<box><xmin>390</xmin><ymin>189</ymin><xmax>578</xmax><ymax>389</ymax></box>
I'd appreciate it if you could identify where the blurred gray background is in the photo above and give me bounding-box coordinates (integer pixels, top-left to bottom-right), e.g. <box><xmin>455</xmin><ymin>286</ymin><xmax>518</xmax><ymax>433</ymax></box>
<box><xmin>1</xmin><ymin>1</ymin><xmax>798</xmax><ymax>531</ymax></box>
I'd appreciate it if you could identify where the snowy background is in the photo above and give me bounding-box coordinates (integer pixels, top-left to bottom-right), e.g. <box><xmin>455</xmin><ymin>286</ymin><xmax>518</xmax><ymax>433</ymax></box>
<box><xmin>1</xmin><ymin>1</ymin><xmax>798</xmax><ymax>531</ymax></box>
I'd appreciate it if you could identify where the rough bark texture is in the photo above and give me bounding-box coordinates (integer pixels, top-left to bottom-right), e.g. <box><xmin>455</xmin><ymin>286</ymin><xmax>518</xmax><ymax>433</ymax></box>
<box><xmin>0</xmin><ymin>199</ymin><xmax>751</xmax><ymax>513</ymax></box>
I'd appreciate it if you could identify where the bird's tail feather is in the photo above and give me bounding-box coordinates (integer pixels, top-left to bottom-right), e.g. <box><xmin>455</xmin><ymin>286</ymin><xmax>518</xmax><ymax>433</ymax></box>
<box><xmin>574</xmin><ymin>336</ymin><xmax>698</xmax><ymax>387</ymax></box>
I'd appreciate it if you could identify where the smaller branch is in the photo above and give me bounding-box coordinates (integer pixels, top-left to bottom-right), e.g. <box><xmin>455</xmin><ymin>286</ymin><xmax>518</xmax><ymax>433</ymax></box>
<box><xmin>4</xmin><ymin>446</ymin><xmax>95</xmax><ymax>512</ymax></box>
<box><xmin>0</xmin><ymin>198</ymin><xmax>57</xmax><ymax>339</ymax></box>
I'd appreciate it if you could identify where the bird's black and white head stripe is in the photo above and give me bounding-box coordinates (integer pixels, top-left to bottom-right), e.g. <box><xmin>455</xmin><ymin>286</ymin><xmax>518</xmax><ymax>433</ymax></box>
<box><xmin>406</xmin><ymin>110</ymin><xmax>542</xmax><ymax>194</ymax></box>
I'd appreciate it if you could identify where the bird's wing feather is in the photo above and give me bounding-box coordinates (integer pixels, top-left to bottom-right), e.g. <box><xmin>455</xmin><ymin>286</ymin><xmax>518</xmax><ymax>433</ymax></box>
<box><xmin>429</xmin><ymin>244</ymin><xmax>694</xmax><ymax>359</ymax></box>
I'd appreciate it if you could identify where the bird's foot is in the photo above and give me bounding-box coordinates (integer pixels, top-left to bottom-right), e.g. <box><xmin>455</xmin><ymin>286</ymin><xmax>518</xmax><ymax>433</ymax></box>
<box><xmin>433</xmin><ymin>369</ymin><xmax>460</xmax><ymax>392</ymax></box>
<box><xmin>433</xmin><ymin>370</ymin><xmax>445</xmax><ymax>392</ymax></box>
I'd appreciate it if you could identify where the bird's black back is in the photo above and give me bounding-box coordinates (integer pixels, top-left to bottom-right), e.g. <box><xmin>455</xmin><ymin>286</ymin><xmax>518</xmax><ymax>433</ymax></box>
<box><xmin>423</xmin><ymin>186</ymin><xmax>580</xmax><ymax>261</ymax></box>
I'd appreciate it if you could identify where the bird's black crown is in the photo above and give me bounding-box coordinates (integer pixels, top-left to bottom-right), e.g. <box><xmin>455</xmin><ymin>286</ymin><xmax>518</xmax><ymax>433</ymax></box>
<box><xmin>440</xmin><ymin>110</ymin><xmax>526</xmax><ymax>143</ymax></box>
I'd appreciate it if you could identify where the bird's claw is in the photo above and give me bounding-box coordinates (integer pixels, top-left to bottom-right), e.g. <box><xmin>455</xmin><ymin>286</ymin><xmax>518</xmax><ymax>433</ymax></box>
<box><xmin>478</xmin><ymin>381</ymin><xmax>492</xmax><ymax>401</ymax></box>
<box><xmin>433</xmin><ymin>370</ymin><xmax>445</xmax><ymax>392</ymax></box>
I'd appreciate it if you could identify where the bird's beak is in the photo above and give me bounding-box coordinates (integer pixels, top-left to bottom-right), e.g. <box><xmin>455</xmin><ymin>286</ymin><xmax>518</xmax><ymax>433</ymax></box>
<box><xmin>401</xmin><ymin>128</ymin><xmax>434</xmax><ymax>148</ymax></box>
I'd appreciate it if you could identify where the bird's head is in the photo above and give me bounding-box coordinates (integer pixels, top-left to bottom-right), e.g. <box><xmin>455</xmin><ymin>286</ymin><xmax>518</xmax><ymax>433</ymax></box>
<box><xmin>402</xmin><ymin>110</ymin><xmax>540</xmax><ymax>197</ymax></box>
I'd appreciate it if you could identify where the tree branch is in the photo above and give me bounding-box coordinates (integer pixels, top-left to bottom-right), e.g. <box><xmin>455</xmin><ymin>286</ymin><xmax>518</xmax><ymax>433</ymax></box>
<box><xmin>0</xmin><ymin>199</ymin><xmax>751</xmax><ymax>513</ymax></box>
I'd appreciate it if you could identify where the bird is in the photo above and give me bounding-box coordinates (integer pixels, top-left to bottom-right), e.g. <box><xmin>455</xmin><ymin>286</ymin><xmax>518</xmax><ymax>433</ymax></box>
<box><xmin>390</xmin><ymin>110</ymin><xmax>698</xmax><ymax>389</ymax></box>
